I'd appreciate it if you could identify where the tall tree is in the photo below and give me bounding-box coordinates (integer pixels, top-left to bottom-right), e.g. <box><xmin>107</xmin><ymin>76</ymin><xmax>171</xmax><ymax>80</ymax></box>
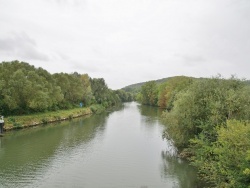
<box><xmin>158</xmin><ymin>76</ymin><xmax>194</xmax><ymax>110</ymax></box>
<box><xmin>140</xmin><ymin>81</ymin><xmax>158</xmax><ymax>106</ymax></box>
<box><xmin>90</xmin><ymin>78</ymin><xmax>109</xmax><ymax>104</ymax></box>
<box><xmin>80</xmin><ymin>74</ymin><xmax>92</xmax><ymax>106</ymax></box>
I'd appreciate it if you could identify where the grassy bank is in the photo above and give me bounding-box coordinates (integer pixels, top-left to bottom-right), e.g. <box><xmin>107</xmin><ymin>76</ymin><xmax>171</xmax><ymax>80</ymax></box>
<box><xmin>3</xmin><ymin>104</ymin><xmax>105</xmax><ymax>131</ymax></box>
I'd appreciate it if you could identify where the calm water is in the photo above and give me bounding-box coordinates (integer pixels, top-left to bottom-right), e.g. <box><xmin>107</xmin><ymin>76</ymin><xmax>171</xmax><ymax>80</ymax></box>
<box><xmin>0</xmin><ymin>102</ymin><xmax>197</xmax><ymax>188</ymax></box>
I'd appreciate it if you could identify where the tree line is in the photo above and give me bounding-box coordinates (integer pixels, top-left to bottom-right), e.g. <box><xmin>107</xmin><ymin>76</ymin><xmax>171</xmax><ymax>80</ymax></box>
<box><xmin>137</xmin><ymin>76</ymin><xmax>250</xmax><ymax>187</ymax></box>
<box><xmin>0</xmin><ymin>61</ymin><xmax>134</xmax><ymax>115</ymax></box>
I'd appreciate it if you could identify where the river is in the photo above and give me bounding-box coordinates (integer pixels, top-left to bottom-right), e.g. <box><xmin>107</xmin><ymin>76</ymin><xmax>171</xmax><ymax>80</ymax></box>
<box><xmin>0</xmin><ymin>102</ymin><xmax>197</xmax><ymax>188</ymax></box>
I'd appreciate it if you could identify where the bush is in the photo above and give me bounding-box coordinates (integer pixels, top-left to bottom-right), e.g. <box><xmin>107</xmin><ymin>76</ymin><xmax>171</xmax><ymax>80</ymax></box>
<box><xmin>191</xmin><ymin>120</ymin><xmax>250</xmax><ymax>187</ymax></box>
<box><xmin>41</xmin><ymin>118</ymin><xmax>48</xmax><ymax>124</ymax></box>
<box><xmin>90</xmin><ymin>104</ymin><xmax>105</xmax><ymax>114</ymax></box>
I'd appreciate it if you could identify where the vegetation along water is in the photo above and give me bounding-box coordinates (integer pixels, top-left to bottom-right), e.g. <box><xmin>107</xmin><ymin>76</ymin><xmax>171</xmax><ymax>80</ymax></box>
<box><xmin>0</xmin><ymin>60</ymin><xmax>134</xmax><ymax>130</ymax></box>
<box><xmin>134</xmin><ymin>76</ymin><xmax>250</xmax><ymax>187</ymax></box>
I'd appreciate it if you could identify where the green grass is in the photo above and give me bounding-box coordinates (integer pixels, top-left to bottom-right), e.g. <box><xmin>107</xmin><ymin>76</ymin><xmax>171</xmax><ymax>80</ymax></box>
<box><xmin>4</xmin><ymin>106</ymin><xmax>96</xmax><ymax>130</ymax></box>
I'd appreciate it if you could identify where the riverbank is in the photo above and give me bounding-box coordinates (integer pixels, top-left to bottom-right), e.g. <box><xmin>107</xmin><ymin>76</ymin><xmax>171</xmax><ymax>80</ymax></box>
<box><xmin>3</xmin><ymin>104</ymin><xmax>105</xmax><ymax>131</ymax></box>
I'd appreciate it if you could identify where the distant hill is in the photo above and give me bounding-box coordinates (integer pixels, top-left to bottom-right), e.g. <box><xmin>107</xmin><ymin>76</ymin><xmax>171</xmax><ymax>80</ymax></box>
<box><xmin>121</xmin><ymin>77</ymin><xmax>169</xmax><ymax>93</ymax></box>
<box><xmin>122</xmin><ymin>76</ymin><xmax>250</xmax><ymax>93</ymax></box>
<box><xmin>122</xmin><ymin>76</ymin><xmax>194</xmax><ymax>93</ymax></box>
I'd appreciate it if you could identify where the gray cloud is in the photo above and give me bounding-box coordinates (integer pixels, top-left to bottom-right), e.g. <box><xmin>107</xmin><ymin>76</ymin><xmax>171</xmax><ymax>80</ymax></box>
<box><xmin>0</xmin><ymin>32</ymin><xmax>49</xmax><ymax>61</ymax></box>
<box><xmin>0</xmin><ymin>0</ymin><xmax>250</xmax><ymax>89</ymax></box>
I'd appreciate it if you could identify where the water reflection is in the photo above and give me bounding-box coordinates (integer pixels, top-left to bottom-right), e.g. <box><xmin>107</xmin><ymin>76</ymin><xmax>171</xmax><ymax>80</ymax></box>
<box><xmin>137</xmin><ymin>103</ymin><xmax>198</xmax><ymax>188</ymax></box>
<box><xmin>137</xmin><ymin>104</ymin><xmax>163</xmax><ymax>118</ymax></box>
<box><xmin>160</xmin><ymin>151</ymin><xmax>198</xmax><ymax>188</ymax></box>
<box><xmin>0</xmin><ymin>113</ymin><xmax>108</xmax><ymax>187</ymax></box>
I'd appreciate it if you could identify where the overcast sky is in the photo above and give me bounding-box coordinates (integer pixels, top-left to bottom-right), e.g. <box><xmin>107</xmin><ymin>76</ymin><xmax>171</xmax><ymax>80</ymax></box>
<box><xmin>0</xmin><ymin>0</ymin><xmax>249</xmax><ymax>89</ymax></box>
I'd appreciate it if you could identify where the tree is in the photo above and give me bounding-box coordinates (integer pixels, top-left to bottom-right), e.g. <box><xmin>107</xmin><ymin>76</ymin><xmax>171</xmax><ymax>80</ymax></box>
<box><xmin>90</xmin><ymin>78</ymin><xmax>109</xmax><ymax>104</ymax></box>
<box><xmin>163</xmin><ymin>76</ymin><xmax>250</xmax><ymax>148</ymax></box>
<box><xmin>80</xmin><ymin>74</ymin><xmax>92</xmax><ymax>106</ymax></box>
<box><xmin>115</xmin><ymin>89</ymin><xmax>134</xmax><ymax>102</ymax></box>
<box><xmin>158</xmin><ymin>76</ymin><xmax>194</xmax><ymax>110</ymax></box>
<box><xmin>53</xmin><ymin>73</ymin><xmax>84</xmax><ymax>108</ymax></box>
<box><xmin>3</xmin><ymin>69</ymin><xmax>32</xmax><ymax>113</ymax></box>
<box><xmin>140</xmin><ymin>81</ymin><xmax>158</xmax><ymax>106</ymax></box>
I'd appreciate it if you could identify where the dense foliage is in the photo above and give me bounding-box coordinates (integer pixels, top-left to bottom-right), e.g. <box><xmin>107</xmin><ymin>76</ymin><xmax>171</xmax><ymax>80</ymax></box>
<box><xmin>0</xmin><ymin>61</ymin><xmax>133</xmax><ymax>115</ymax></box>
<box><xmin>138</xmin><ymin>76</ymin><xmax>250</xmax><ymax>187</ymax></box>
<box><xmin>122</xmin><ymin>77</ymin><xmax>171</xmax><ymax>94</ymax></box>
<box><xmin>191</xmin><ymin>120</ymin><xmax>250</xmax><ymax>187</ymax></box>
<box><xmin>137</xmin><ymin>81</ymin><xmax>158</xmax><ymax>106</ymax></box>
<box><xmin>137</xmin><ymin>76</ymin><xmax>194</xmax><ymax>108</ymax></box>
<box><xmin>157</xmin><ymin>76</ymin><xmax>194</xmax><ymax>110</ymax></box>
